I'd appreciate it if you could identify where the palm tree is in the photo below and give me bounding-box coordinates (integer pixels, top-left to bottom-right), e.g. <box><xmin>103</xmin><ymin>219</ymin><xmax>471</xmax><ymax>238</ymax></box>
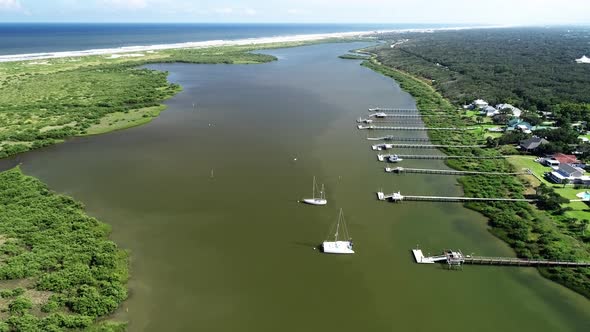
<box><xmin>562</xmin><ymin>178</ymin><xmax>570</xmax><ymax>188</ymax></box>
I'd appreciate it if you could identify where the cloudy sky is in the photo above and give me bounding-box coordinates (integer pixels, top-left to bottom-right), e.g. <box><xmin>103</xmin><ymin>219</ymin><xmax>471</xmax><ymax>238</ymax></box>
<box><xmin>1</xmin><ymin>0</ymin><xmax>589</xmax><ymax>24</ymax></box>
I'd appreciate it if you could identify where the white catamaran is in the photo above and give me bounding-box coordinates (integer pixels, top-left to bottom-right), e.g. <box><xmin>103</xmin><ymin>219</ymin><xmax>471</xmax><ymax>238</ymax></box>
<box><xmin>302</xmin><ymin>176</ymin><xmax>327</xmax><ymax>206</ymax></box>
<box><xmin>322</xmin><ymin>209</ymin><xmax>354</xmax><ymax>254</ymax></box>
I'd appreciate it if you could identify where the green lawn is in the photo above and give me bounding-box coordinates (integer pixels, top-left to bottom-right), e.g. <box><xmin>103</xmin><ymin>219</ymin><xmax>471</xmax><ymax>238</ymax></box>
<box><xmin>507</xmin><ymin>155</ymin><xmax>590</xmax><ymax>220</ymax></box>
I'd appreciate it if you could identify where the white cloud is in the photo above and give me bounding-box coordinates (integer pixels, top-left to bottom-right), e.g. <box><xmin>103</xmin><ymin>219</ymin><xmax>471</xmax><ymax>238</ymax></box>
<box><xmin>98</xmin><ymin>0</ymin><xmax>148</xmax><ymax>10</ymax></box>
<box><xmin>244</xmin><ymin>8</ymin><xmax>257</xmax><ymax>16</ymax></box>
<box><xmin>0</xmin><ymin>0</ymin><xmax>23</xmax><ymax>11</ymax></box>
<box><xmin>287</xmin><ymin>8</ymin><xmax>304</xmax><ymax>15</ymax></box>
<box><xmin>214</xmin><ymin>7</ymin><xmax>233</xmax><ymax>14</ymax></box>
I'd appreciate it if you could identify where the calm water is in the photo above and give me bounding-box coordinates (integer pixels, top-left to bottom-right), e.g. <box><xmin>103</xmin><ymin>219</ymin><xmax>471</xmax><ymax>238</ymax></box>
<box><xmin>0</xmin><ymin>23</ymin><xmax>460</xmax><ymax>56</ymax></box>
<box><xmin>3</xmin><ymin>42</ymin><xmax>589</xmax><ymax>331</ymax></box>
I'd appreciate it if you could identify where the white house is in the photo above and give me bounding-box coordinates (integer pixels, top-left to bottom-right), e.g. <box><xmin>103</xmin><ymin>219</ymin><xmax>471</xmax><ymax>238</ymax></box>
<box><xmin>547</xmin><ymin>164</ymin><xmax>590</xmax><ymax>184</ymax></box>
<box><xmin>495</xmin><ymin>103</ymin><xmax>522</xmax><ymax>118</ymax></box>
<box><xmin>480</xmin><ymin>105</ymin><xmax>499</xmax><ymax>117</ymax></box>
<box><xmin>473</xmin><ymin>99</ymin><xmax>489</xmax><ymax>109</ymax></box>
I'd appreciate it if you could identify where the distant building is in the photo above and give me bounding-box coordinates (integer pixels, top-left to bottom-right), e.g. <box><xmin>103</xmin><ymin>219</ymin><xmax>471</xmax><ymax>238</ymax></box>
<box><xmin>495</xmin><ymin>103</ymin><xmax>522</xmax><ymax>118</ymax></box>
<box><xmin>519</xmin><ymin>137</ymin><xmax>549</xmax><ymax>151</ymax></box>
<box><xmin>547</xmin><ymin>164</ymin><xmax>590</xmax><ymax>184</ymax></box>
<box><xmin>576</xmin><ymin>55</ymin><xmax>590</xmax><ymax>64</ymax></box>
<box><xmin>552</xmin><ymin>153</ymin><xmax>584</xmax><ymax>168</ymax></box>
<box><xmin>506</xmin><ymin>119</ymin><xmax>533</xmax><ymax>134</ymax></box>
<box><xmin>472</xmin><ymin>99</ymin><xmax>489</xmax><ymax>109</ymax></box>
<box><xmin>480</xmin><ymin>105</ymin><xmax>499</xmax><ymax>117</ymax></box>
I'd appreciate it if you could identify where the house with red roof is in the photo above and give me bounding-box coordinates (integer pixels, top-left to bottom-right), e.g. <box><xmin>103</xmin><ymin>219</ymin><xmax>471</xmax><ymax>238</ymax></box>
<box><xmin>552</xmin><ymin>153</ymin><xmax>584</xmax><ymax>168</ymax></box>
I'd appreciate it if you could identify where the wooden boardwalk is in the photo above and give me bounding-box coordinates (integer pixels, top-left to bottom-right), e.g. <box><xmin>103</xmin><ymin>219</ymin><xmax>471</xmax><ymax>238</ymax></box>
<box><xmin>372</xmin><ymin>143</ymin><xmax>486</xmax><ymax>150</ymax></box>
<box><xmin>377</xmin><ymin>154</ymin><xmax>505</xmax><ymax>161</ymax></box>
<box><xmin>464</xmin><ymin>256</ymin><xmax>590</xmax><ymax>267</ymax></box>
<box><xmin>386</xmin><ymin>167</ymin><xmax>530</xmax><ymax>176</ymax></box>
<box><xmin>367</xmin><ymin>136</ymin><xmax>432</xmax><ymax>142</ymax></box>
<box><xmin>358</xmin><ymin>125</ymin><xmax>476</xmax><ymax>131</ymax></box>
<box><xmin>366</xmin><ymin>114</ymin><xmax>452</xmax><ymax>118</ymax></box>
<box><xmin>412</xmin><ymin>249</ymin><xmax>590</xmax><ymax>268</ymax></box>
<box><xmin>377</xmin><ymin>191</ymin><xmax>535</xmax><ymax>203</ymax></box>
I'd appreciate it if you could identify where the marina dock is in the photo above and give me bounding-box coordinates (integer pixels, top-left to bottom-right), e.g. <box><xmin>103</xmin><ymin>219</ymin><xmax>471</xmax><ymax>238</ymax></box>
<box><xmin>377</xmin><ymin>154</ymin><xmax>505</xmax><ymax>161</ymax></box>
<box><xmin>377</xmin><ymin>191</ymin><xmax>536</xmax><ymax>203</ymax></box>
<box><xmin>412</xmin><ymin>249</ymin><xmax>590</xmax><ymax>268</ymax></box>
<box><xmin>372</xmin><ymin>143</ymin><xmax>486</xmax><ymax>151</ymax></box>
<box><xmin>385</xmin><ymin>167</ymin><xmax>530</xmax><ymax>176</ymax></box>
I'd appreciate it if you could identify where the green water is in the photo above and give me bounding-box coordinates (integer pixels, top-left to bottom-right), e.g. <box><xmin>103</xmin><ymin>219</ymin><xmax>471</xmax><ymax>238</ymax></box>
<box><xmin>4</xmin><ymin>43</ymin><xmax>590</xmax><ymax>331</ymax></box>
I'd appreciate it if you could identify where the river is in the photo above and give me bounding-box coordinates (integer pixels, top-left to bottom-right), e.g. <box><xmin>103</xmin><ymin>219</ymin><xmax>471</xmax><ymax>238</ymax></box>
<box><xmin>4</xmin><ymin>42</ymin><xmax>590</xmax><ymax>331</ymax></box>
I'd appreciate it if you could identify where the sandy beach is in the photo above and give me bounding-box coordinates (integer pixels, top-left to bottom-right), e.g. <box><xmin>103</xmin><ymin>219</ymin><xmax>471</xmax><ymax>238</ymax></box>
<box><xmin>0</xmin><ymin>26</ymin><xmax>504</xmax><ymax>63</ymax></box>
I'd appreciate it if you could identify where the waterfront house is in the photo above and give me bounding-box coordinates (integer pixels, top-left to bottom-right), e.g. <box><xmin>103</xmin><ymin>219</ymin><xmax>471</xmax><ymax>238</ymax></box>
<box><xmin>519</xmin><ymin>137</ymin><xmax>549</xmax><ymax>152</ymax></box>
<box><xmin>547</xmin><ymin>164</ymin><xmax>590</xmax><ymax>184</ymax></box>
<box><xmin>552</xmin><ymin>153</ymin><xmax>584</xmax><ymax>168</ymax></box>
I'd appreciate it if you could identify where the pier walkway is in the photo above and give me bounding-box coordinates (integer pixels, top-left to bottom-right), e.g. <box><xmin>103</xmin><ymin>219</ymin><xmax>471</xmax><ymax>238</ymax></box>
<box><xmin>368</xmin><ymin>108</ymin><xmax>420</xmax><ymax>112</ymax></box>
<box><xmin>367</xmin><ymin>136</ymin><xmax>431</xmax><ymax>142</ymax></box>
<box><xmin>385</xmin><ymin>167</ymin><xmax>530</xmax><ymax>176</ymax></box>
<box><xmin>377</xmin><ymin>191</ymin><xmax>536</xmax><ymax>203</ymax></box>
<box><xmin>358</xmin><ymin>125</ymin><xmax>476</xmax><ymax>131</ymax></box>
<box><xmin>372</xmin><ymin>143</ymin><xmax>486</xmax><ymax>151</ymax></box>
<box><xmin>377</xmin><ymin>154</ymin><xmax>505</xmax><ymax>161</ymax></box>
<box><xmin>412</xmin><ymin>249</ymin><xmax>590</xmax><ymax>268</ymax></box>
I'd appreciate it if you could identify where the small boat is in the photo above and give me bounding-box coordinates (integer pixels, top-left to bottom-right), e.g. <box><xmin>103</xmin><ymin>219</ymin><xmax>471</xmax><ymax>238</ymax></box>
<box><xmin>322</xmin><ymin>209</ymin><xmax>354</xmax><ymax>254</ymax></box>
<box><xmin>302</xmin><ymin>176</ymin><xmax>327</xmax><ymax>206</ymax></box>
<box><xmin>388</xmin><ymin>154</ymin><xmax>403</xmax><ymax>163</ymax></box>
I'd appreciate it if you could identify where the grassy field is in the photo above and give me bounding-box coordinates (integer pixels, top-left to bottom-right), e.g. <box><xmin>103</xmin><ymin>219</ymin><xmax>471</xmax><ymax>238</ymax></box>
<box><xmin>507</xmin><ymin>155</ymin><xmax>590</xmax><ymax>222</ymax></box>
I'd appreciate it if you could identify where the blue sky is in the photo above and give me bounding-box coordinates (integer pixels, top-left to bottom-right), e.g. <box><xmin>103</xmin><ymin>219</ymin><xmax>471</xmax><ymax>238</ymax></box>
<box><xmin>1</xmin><ymin>0</ymin><xmax>590</xmax><ymax>24</ymax></box>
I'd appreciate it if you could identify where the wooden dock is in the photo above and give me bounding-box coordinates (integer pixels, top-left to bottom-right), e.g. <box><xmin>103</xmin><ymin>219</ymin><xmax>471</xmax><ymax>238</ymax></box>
<box><xmin>412</xmin><ymin>249</ymin><xmax>590</xmax><ymax>268</ymax></box>
<box><xmin>464</xmin><ymin>256</ymin><xmax>590</xmax><ymax>267</ymax></box>
<box><xmin>358</xmin><ymin>125</ymin><xmax>476</xmax><ymax>131</ymax></box>
<box><xmin>372</xmin><ymin>143</ymin><xmax>486</xmax><ymax>150</ymax></box>
<box><xmin>366</xmin><ymin>114</ymin><xmax>452</xmax><ymax>118</ymax></box>
<box><xmin>377</xmin><ymin>154</ymin><xmax>505</xmax><ymax>161</ymax></box>
<box><xmin>377</xmin><ymin>191</ymin><xmax>535</xmax><ymax>203</ymax></box>
<box><xmin>367</xmin><ymin>136</ymin><xmax>432</xmax><ymax>142</ymax></box>
<box><xmin>386</xmin><ymin>167</ymin><xmax>531</xmax><ymax>176</ymax></box>
<box><xmin>368</xmin><ymin>108</ymin><xmax>420</xmax><ymax>112</ymax></box>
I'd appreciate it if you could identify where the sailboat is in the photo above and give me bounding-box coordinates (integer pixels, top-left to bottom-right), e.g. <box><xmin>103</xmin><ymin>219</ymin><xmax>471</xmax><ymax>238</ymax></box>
<box><xmin>322</xmin><ymin>209</ymin><xmax>354</xmax><ymax>254</ymax></box>
<box><xmin>302</xmin><ymin>176</ymin><xmax>327</xmax><ymax>206</ymax></box>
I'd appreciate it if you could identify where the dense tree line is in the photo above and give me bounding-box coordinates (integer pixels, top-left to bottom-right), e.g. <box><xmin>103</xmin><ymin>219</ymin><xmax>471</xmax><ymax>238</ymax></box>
<box><xmin>374</xmin><ymin>28</ymin><xmax>590</xmax><ymax>123</ymax></box>
<box><xmin>0</xmin><ymin>168</ymin><xmax>128</xmax><ymax>330</ymax></box>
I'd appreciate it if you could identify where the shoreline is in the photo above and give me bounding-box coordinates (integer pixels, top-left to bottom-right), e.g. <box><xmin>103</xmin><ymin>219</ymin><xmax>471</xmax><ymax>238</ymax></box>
<box><xmin>0</xmin><ymin>25</ymin><xmax>509</xmax><ymax>63</ymax></box>
<box><xmin>357</xmin><ymin>55</ymin><xmax>590</xmax><ymax>299</ymax></box>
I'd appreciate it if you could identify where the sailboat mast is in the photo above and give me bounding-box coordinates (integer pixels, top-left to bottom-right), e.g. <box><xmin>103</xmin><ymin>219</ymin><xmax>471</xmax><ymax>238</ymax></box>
<box><xmin>320</xmin><ymin>184</ymin><xmax>325</xmax><ymax>200</ymax></box>
<box><xmin>312</xmin><ymin>176</ymin><xmax>316</xmax><ymax>199</ymax></box>
<box><xmin>334</xmin><ymin>209</ymin><xmax>342</xmax><ymax>242</ymax></box>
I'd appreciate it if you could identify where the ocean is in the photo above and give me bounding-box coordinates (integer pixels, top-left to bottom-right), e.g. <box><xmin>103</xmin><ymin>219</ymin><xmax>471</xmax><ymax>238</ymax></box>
<box><xmin>0</xmin><ymin>23</ymin><xmax>458</xmax><ymax>56</ymax></box>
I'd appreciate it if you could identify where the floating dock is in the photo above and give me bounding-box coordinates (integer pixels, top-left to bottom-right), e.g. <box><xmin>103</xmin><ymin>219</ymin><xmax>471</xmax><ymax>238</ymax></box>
<box><xmin>412</xmin><ymin>249</ymin><xmax>590</xmax><ymax>268</ymax></box>
<box><xmin>372</xmin><ymin>143</ymin><xmax>486</xmax><ymax>151</ymax></box>
<box><xmin>358</xmin><ymin>125</ymin><xmax>476</xmax><ymax>131</ymax></box>
<box><xmin>385</xmin><ymin>167</ymin><xmax>530</xmax><ymax>176</ymax></box>
<box><xmin>377</xmin><ymin>191</ymin><xmax>536</xmax><ymax>203</ymax></box>
<box><xmin>377</xmin><ymin>154</ymin><xmax>505</xmax><ymax>161</ymax></box>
